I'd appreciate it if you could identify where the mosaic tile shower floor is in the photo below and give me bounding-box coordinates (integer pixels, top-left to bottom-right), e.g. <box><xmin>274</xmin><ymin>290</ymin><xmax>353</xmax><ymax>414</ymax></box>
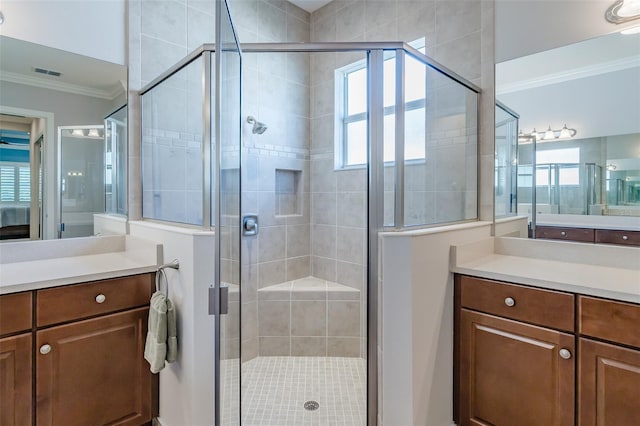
<box><xmin>221</xmin><ymin>356</ymin><xmax>367</xmax><ymax>425</ymax></box>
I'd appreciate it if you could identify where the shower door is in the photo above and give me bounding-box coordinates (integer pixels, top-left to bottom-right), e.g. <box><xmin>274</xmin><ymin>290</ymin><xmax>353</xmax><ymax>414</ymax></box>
<box><xmin>58</xmin><ymin>125</ymin><xmax>105</xmax><ymax>238</ymax></box>
<box><xmin>214</xmin><ymin>0</ymin><xmax>242</xmax><ymax>425</ymax></box>
<box><xmin>237</xmin><ymin>47</ymin><xmax>371</xmax><ymax>425</ymax></box>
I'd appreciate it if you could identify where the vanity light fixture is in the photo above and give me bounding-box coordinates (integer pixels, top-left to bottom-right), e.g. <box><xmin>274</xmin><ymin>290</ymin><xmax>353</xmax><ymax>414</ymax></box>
<box><xmin>606</xmin><ymin>0</ymin><xmax>640</xmax><ymax>24</ymax></box>
<box><xmin>518</xmin><ymin>124</ymin><xmax>577</xmax><ymax>142</ymax></box>
<box><xmin>621</xmin><ymin>24</ymin><xmax>640</xmax><ymax>34</ymax></box>
<box><xmin>543</xmin><ymin>126</ymin><xmax>555</xmax><ymax>140</ymax></box>
<box><xmin>71</xmin><ymin>129</ymin><xmax>85</xmax><ymax>137</ymax></box>
<box><xmin>87</xmin><ymin>128</ymin><xmax>101</xmax><ymax>138</ymax></box>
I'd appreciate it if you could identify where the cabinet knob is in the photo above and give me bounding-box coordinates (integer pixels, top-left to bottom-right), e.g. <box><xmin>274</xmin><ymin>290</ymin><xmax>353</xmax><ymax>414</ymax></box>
<box><xmin>622</xmin><ymin>235</ymin><xmax>629</xmax><ymax>241</ymax></box>
<box><xmin>560</xmin><ymin>231</ymin><xmax>567</xmax><ymax>237</ymax></box>
<box><xmin>95</xmin><ymin>294</ymin><xmax>106</xmax><ymax>304</ymax></box>
<box><xmin>40</xmin><ymin>344</ymin><xmax>52</xmax><ymax>355</ymax></box>
<box><xmin>559</xmin><ymin>348</ymin><xmax>572</xmax><ymax>359</ymax></box>
<box><xmin>504</xmin><ymin>297</ymin><xmax>516</xmax><ymax>307</ymax></box>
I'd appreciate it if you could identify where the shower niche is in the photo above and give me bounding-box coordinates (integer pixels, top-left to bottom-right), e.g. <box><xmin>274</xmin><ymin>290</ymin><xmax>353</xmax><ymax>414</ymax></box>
<box><xmin>275</xmin><ymin>169</ymin><xmax>302</xmax><ymax>216</ymax></box>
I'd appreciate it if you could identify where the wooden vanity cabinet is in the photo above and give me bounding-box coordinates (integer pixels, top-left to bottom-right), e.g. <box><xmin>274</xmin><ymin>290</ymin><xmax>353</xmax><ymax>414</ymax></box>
<box><xmin>459</xmin><ymin>309</ymin><xmax>574</xmax><ymax>426</ymax></box>
<box><xmin>0</xmin><ymin>333</ymin><xmax>32</xmax><ymax>426</ymax></box>
<box><xmin>536</xmin><ymin>225</ymin><xmax>595</xmax><ymax>243</ymax></box>
<box><xmin>0</xmin><ymin>273</ymin><xmax>156</xmax><ymax>426</ymax></box>
<box><xmin>535</xmin><ymin>225</ymin><xmax>640</xmax><ymax>246</ymax></box>
<box><xmin>578</xmin><ymin>296</ymin><xmax>640</xmax><ymax>425</ymax></box>
<box><xmin>455</xmin><ymin>275</ymin><xmax>575</xmax><ymax>426</ymax></box>
<box><xmin>579</xmin><ymin>339</ymin><xmax>640</xmax><ymax>426</ymax></box>
<box><xmin>0</xmin><ymin>291</ymin><xmax>33</xmax><ymax>426</ymax></box>
<box><xmin>35</xmin><ymin>273</ymin><xmax>156</xmax><ymax>426</ymax></box>
<box><xmin>36</xmin><ymin>307</ymin><xmax>152</xmax><ymax>426</ymax></box>
<box><xmin>455</xmin><ymin>275</ymin><xmax>640</xmax><ymax>426</ymax></box>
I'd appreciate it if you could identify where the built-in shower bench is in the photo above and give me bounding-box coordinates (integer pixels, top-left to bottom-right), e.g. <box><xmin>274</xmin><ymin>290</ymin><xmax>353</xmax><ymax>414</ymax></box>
<box><xmin>258</xmin><ymin>276</ymin><xmax>360</xmax><ymax>300</ymax></box>
<box><xmin>254</xmin><ymin>276</ymin><xmax>363</xmax><ymax>357</ymax></box>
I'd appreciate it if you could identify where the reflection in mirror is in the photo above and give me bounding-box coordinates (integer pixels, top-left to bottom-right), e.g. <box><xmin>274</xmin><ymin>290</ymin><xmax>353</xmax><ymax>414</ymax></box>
<box><xmin>495</xmin><ymin>102</ymin><xmax>519</xmax><ymax>218</ymax></box>
<box><xmin>0</xmin><ymin>36</ymin><xmax>127</xmax><ymax>241</ymax></box>
<box><xmin>496</xmin><ymin>31</ymin><xmax>640</xmax><ymax>232</ymax></box>
<box><xmin>105</xmin><ymin>105</ymin><xmax>127</xmax><ymax>216</ymax></box>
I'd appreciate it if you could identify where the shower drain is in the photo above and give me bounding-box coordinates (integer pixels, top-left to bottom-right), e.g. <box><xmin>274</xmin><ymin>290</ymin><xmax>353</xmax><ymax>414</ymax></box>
<box><xmin>304</xmin><ymin>401</ymin><xmax>320</xmax><ymax>411</ymax></box>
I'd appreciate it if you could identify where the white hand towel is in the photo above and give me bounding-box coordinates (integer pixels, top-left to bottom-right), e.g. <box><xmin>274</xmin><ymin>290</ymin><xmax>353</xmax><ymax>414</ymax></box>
<box><xmin>144</xmin><ymin>291</ymin><xmax>168</xmax><ymax>374</ymax></box>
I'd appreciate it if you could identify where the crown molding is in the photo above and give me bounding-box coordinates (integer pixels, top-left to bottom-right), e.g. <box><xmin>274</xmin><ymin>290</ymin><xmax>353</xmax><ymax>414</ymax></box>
<box><xmin>497</xmin><ymin>56</ymin><xmax>640</xmax><ymax>95</ymax></box>
<box><xmin>0</xmin><ymin>70</ymin><xmax>124</xmax><ymax>100</ymax></box>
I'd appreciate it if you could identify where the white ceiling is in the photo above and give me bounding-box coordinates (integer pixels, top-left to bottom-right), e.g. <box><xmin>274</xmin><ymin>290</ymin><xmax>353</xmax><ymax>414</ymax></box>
<box><xmin>497</xmin><ymin>31</ymin><xmax>640</xmax><ymax>92</ymax></box>
<box><xmin>496</xmin><ymin>31</ymin><xmax>640</xmax><ymax>140</ymax></box>
<box><xmin>0</xmin><ymin>35</ymin><xmax>126</xmax><ymax>99</ymax></box>
<box><xmin>288</xmin><ymin>0</ymin><xmax>332</xmax><ymax>13</ymax></box>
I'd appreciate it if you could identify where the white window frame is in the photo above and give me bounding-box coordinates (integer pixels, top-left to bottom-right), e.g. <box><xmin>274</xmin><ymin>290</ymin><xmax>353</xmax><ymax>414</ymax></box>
<box><xmin>335</xmin><ymin>40</ymin><xmax>427</xmax><ymax>169</ymax></box>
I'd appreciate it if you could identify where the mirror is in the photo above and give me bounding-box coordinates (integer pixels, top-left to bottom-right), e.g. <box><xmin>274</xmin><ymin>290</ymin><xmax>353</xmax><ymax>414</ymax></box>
<box><xmin>0</xmin><ymin>35</ymin><xmax>127</xmax><ymax>241</ymax></box>
<box><xmin>495</xmin><ymin>31</ymin><xmax>640</xmax><ymax>227</ymax></box>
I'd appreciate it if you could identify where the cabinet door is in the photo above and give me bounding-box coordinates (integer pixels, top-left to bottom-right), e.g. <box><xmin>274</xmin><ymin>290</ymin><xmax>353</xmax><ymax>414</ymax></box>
<box><xmin>0</xmin><ymin>333</ymin><xmax>32</xmax><ymax>426</ymax></box>
<box><xmin>459</xmin><ymin>309</ymin><xmax>575</xmax><ymax>426</ymax></box>
<box><xmin>579</xmin><ymin>338</ymin><xmax>640</xmax><ymax>426</ymax></box>
<box><xmin>36</xmin><ymin>307</ymin><xmax>153</xmax><ymax>426</ymax></box>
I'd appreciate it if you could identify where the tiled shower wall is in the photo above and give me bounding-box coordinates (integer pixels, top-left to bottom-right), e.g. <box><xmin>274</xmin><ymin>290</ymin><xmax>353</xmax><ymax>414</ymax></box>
<box><xmin>129</xmin><ymin>0</ymin><xmax>495</xmax><ymax>364</ymax></box>
<box><xmin>229</xmin><ymin>0</ymin><xmax>313</xmax><ymax>362</ymax></box>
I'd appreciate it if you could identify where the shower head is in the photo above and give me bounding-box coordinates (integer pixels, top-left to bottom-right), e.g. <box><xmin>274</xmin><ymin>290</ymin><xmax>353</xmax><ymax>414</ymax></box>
<box><xmin>247</xmin><ymin>115</ymin><xmax>268</xmax><ymax>135</ymax></box>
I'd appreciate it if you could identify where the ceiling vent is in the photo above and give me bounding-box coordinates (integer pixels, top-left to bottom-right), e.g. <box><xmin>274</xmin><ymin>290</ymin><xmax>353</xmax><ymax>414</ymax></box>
<box><xmin>33</xmin><ymin>67</ymin><xmax>62</xmax><ymax>77</ymax></box>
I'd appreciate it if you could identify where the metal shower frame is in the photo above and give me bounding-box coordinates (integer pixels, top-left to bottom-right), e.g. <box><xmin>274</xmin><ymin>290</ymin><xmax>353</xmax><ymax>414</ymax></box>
<box><xmin>140</xmin><ymin>34</ymin><xmax>481</xmax><ymax>425</ymax></box>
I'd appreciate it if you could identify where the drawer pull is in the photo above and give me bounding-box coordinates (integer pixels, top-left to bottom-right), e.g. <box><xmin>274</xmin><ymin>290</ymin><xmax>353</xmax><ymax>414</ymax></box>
<box><xmin>560</xmin><ymin>231</ymin><xmax>567</xmax><ymax>237</ymax></box>
<box><xmin>95</xmin><ymin>294</ymin><xmax>106</xmax><ymax>304</ymax></box>
<box><xmin>622</xmin><ymin>235</ymin><xmax>629</xmax><ymax>241</ymax></box>
<box><xmin>40</xmin><ymin>344</ymin><xmax>52</xmax><ymax>355</ymax></box>
<box><xmin>559</xmin><ymin>348</ymin><xmax>572</xmax><ymax>359</ymax></box>
<box><xmin>504</xmin><ymin>297</ymin><xmax>516</xmax><ymax>307</ymax></box>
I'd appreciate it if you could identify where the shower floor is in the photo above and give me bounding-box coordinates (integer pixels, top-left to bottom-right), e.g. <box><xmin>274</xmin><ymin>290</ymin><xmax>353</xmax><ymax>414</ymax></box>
<box><xmin>240</xmin><ymin>356</ymin><xmax>367</xmax><ymax>425</ymax></box>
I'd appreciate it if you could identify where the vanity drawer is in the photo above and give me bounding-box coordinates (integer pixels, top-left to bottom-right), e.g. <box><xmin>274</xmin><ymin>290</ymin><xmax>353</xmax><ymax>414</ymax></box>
<box><xmin>458</xmin><ymin>275</ymin><xmax>575</xmax><ymax>332</ymax></box>
<box><xmin>36</xmin><ymin>273</ymin><xmax>154</xmax><ymax>327</ymax></box>
<box><xmin>0</xmin><ymin>292</ymin><xmax>32</xmax><ymax>336</ymax></box>
<box><xmin>536</xmin><ymin>226</ymin><xmax>595</xmax><ymax>243</ymax></box>
<box><xmin>579</xmin><ymin>296</ymin><xmax>640</xmax><ymax>348</ymax></box>
<box><xmin>595</xmin><ymin>229</ymin><xmax>640</xmax><ymax>247</ymax></box>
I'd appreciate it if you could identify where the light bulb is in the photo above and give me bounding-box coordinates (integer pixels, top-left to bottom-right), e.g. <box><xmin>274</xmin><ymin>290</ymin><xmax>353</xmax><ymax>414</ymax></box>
<box><xmin>71</xmin><ymin>129</ymin><xmax>85</xmax><ymax>137</ymax></box>
<box><xmin>621</xmin><ymin>24</ymin><xmax>640</xmax><ymax>34</ymax></box>
<box><xmin>530</xmin><ymin>128</ymin><xmax>538</xmax><ymax>139</ymax></box>
<box><xmin>618</xmin><ymin>0</ymin><xmax>640</xmax><ymax>17</ymax></box>
<box><xmin>88</xmin><ymin>128</ymin><xmax>100</xmax><ymax>138</ymax></box>
<box><xmin>543</xmin><ymin>126</ymin><xmax>555</xmax><ymax>140</ymax></box>
<box><xmin>559</xmin><ymin>124</ymin><xmax>571</xmax><ymax>139</ymax></box>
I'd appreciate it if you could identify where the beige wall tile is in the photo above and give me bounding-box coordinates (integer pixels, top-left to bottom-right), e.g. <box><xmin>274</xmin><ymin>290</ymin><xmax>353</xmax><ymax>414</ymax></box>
<box><xmin>291</xmin><ymin>337</ymin><xmax>327</xmax><ymax>356</ymax></box>
<box><xmin>328</xmin><ymin>301</ymin><xmax>360</xmax><ymax>337</ymax></box>
<box><xmin>312</xmin><ymin>255</ymin><xmax>337</xmax><ymax>282</ymax></box>
<box><xmin>291</xmin><ymin>300</ymin><xmax>327</xmax><ymax>336</ymax></box>
<box><xmin>258</xmin><ymin>226</ymin><xmax>286</xmax><ymax>262</ymax></box>
<box><xmin>258</xmin><ymin>300</ymin><xmax>290</xmax><ymax>335</ymax></box>
<box><xmin>327</xmin><ymin>337</ymin><xmax>361</xmax><ymax>357</ymax></box>
<box><xmin>259</xmin><ymin>336</ymin><xmax>290</xmax><ymax>355</ymax></box>
<box><xmin>258</xmin><ymin>259</ymin><xmax>286</xmax><ymax>288</ymax></box>
<box><xmin>286</xmin><ymin>256</ymin><xmax>311</xmax><ymax>281</ymax></box>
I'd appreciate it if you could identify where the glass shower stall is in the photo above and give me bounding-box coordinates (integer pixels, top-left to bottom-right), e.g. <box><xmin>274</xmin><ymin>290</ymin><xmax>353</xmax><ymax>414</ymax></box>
<box><xmin>139</xmin><ymin>1</ymin><xmax>479</xmax><ymax>423</ymax></box>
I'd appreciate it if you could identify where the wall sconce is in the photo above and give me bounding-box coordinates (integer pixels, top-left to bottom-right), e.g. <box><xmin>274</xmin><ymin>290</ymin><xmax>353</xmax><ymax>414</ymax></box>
<box><xmin>606</xmin><ymin>0</ymin><xmax>640</xmax><ymax>24</ymax></box>
<box><xmin>518</xmin><ymin>124</ymin><xmax>577</xmax><ymax>142</ymax></box>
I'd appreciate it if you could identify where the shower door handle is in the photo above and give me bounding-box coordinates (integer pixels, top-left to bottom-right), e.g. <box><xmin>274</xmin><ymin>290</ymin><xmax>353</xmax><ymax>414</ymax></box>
<box><xmin>243</xmin><ymin>214</ymin><xmax>259</xmax><ymax>236</ymax></box>
<box><xmin>208</xmin><ymin>285</ymin><xmax>229</xmax><ymax>315</ymax></box>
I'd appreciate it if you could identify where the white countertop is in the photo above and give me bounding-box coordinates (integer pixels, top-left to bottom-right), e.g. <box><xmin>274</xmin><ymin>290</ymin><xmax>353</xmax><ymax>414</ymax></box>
<box><xmin>451</xmin><ymin>237</ymin><xmax>640</xmax><ymax>304</ymax></box>
<box><xmin>0</xmin><ymin>235</ymin><xmax>162</xmax><ymax>294</ymax></box>
<box><xmin>536</xmin><ymin>213</ymin><xmax>640</xmax><ymax>231</ymax></box>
